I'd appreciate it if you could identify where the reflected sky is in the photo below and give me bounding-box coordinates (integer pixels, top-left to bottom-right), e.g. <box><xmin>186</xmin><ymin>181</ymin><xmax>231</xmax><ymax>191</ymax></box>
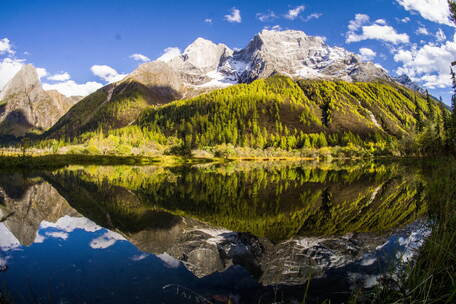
<box><xmin>0</xmin><ymin>161</ymin><xmax>435</xmax><ymax>304</ymax></box>
<box><xmin>0</xmin><ymin>214</ymin><xmax>430</xmax><ymax>304</ymax></box>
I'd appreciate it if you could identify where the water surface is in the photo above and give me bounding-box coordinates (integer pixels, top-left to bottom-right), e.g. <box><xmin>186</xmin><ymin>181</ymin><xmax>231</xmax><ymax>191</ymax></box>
<box><xmin>0</xmin><ymin>160</ymin><xmax>434</xmax><ymax>303</ymax></box>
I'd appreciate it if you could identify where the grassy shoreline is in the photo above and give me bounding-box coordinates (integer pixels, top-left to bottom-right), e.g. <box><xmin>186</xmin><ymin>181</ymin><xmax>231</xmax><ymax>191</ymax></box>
<box><xmin>0</xmin><ymin>154</ymin><xmax>219</xmax><ymax>169</ymax></box>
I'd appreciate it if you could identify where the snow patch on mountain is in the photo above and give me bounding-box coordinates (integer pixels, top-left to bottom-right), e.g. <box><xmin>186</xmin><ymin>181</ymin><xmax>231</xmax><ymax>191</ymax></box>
<box><xmin>133</xmin><ymin>29</ymin><xmax>391</xmax><ymax>92</ymax></box>
<box><xmin>195</xmin><ymin>70</ymin><xmax>237</xmax><ymax>88</ymax></box>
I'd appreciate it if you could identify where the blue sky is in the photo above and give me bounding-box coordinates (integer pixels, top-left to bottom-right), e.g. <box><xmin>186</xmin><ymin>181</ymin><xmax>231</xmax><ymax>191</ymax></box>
<box><xmin>0</xmin><ymin>0</ymin><xmax>454</xmax><ymax>103</ymax></box>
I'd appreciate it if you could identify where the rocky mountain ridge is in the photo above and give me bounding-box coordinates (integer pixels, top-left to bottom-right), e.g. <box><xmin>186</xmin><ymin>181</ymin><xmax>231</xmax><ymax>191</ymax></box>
<box><xmin>138</xmin><ymin>29</ymin><xmax>391</xmax><ymax>91</ymax></box>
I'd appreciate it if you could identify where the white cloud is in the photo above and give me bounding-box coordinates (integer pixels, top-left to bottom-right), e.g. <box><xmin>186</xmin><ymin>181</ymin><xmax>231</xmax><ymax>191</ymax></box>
<box><xmin>0</xmin><ymin>38</ymin><xmax>14</xmax><ymax>55</ymax></box>
<box><xmin>349</xmin><ymin>24</ymin><xmax>410</xmax><ymax>44</ymax></box>
<box><xmin>156</xmin><ymin>47</ymin><xmax>181</xmax><ymax>62</ymax></box>
<box><xmin>256</xmin><ymin>10</ymin><xmax>277</xmax><ymax>22</ymax></box>
<box><xmin>0</xmin><ymin>38</ymin><xmax>101</xmax><ymax>97</ymax></box>
<box><xmin>393</xmin><ymin>33</ymin><xmax>456</xmax><ymax>88</ymax></box>
<box><xmin>90</xmin><ymin>64</ymin><xmax>126</xmax><ymax>83</ymax></box>
<box><xmin>359</xmin><ymin>47</ymin><xmax>377</xmax><ymax>60</ymax></box>
<box><xmin>224</xmin><ymin>8</ymin><xmax>241</xmax><ymax>23</ymax></box>
<box><xmin>157</xmin><ymin>253</ymin><xmax>180</xmax><ymax>268</ymax></box>
<box><xmin>399</xmin><ymin>16</ymin><xmax>411</xmax><ymax>23</ymax></box>
<box><xmin>348</xmin><ymin>14</ymin><xmax>370</xmax><ymax>31</ymax></box>
<box><xmin>394</xmin><ymin>49</ymin><xmax>414</xmax><ymax>63</ymax></box>
<box><xmin>129</xmin><ymin>53</ymin><xmax>150</xmax><ymax>62</ymax></box>
<box><xmin>34</xmin><ymin>232</ymin><xmax>45</xmax><ymax>243</ymax></box>
<box><xmin>375</xmin><ymin>19</ymin><xmax>387</xmax><ymax>25</ymax></box>
<box><xmin>0</xmin><ymin>57</ymin><xmax>24</xmax><ymax>90</ymax></box>
<box><xmin>416</xmin><ymin>26</ymin><xmax>430</xmax><ymax>35</ymax></box>
<box><xmin>43</xmin><ymin>71</ymin><xmax>103</xmax><ymax>97</ymax></box>
<box><xmin>303</xmin><ymin>13</ymin><xmax>322</xmax><ymax>22</ymax></box>
<box><xmin>346</xmin><ymin>14</ymin><xmax>409</xmax><ymax>44</ymax></box>
<box><xmin>396</xmin><ymin>0</ymin><xmax>453</xmax><ymax>26</ymax></box>
<box><xmin>36</xmin><ymin>68</ymin><xmax>47</xmax><ymax>79</ymax></box>
<box><xmin>45</xmin><ymin>231</ymin><xmax>69</xmax><ymax>240</ymax></box>
<box><xmin>285</xmin><ymin>5</ymin><xmax>305</xmax><ymax>20</ymax></box>
<box><xmin>204</xmin><ymin>18</ymin><xmax>213</xmax><ymax>23</ymax></box>
<box><xmin>131</xmin><ymin>253</ymin><xmax>149</xmax><ymax>261</ymax></box>
<box><xmin>263</xmin><ymin>25</ymin><xmax>283</xmax><ymax>31</ymax></box>
<box><xmin>47</xmin><ymin>72</ymin><xmax>71</xmax><ymax>81</ymax></box>
<box><xmin>0</xmin><ymin>257</ymin><xmax>7</xmax><ymax>267</ymax></box>
<box><xmin>41</xmin><ymin>216</ymin><xmax>101</xmax><ymax>232</ymax></box>
<box><xmin>90</xmin><ymin>231</ymin><xmax>125</xmax><ymax>249</ymax></box>
<box><xmin>436</xmin><ymin>28</ymin><xmax>447</xmax><ymax>42</ymax></box>
<box><xmin>43</xmin><ymin>80</ymin><xmax>103</xmax><ymax>97</ymax></box>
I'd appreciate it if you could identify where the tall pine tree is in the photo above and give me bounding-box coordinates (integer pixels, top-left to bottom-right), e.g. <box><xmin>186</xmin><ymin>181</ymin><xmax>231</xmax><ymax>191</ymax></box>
<box><xmin>446</xmin><ymin>1</ymin><xmax>456</xmax><ymax>150</ymax></box>
<box><xmin>448</xmin><ymin>67</ymin><xmax>456</xmax><ymax>149</ymax></box>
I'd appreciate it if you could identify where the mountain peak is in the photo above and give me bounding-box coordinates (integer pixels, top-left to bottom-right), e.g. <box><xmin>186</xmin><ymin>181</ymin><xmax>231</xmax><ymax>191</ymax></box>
<box><xmin>179</xmin><ymin>37</ymin><xmax>232</xmax><ymax>72</ymax></box>
<box><xmin>184</xmin><ymin>37</ymin><xmax>217</xmax><ymax>52</ymax></box>
<box><xmin>128</xmin><ymin>29</ymin><xmax>390</xmax><ymax>92</ymax></box>
<box><xmin>231</xmin><ymin>28</ymin><xmax>368</xmax><ymax>82</ymax></box>
<box><xmin>0</xmin><ymin>64</ymin><xmax>79</xmax><ymax>136</ymax></box>
<box><xmin>255</xmin><ymin>29</ymin><xmax>325</xmax><ymax>48</ymax></box>
<box><xmin>18</xmin><ymin>63</ymin><xmax>38</xmax><ymax>75</ymax></box>
<box><xmin>259</xmin><ymin>29</ymin><xmax>308</xmax><ymax>37</ymax></box>
<box><xmin>0</xmin><ymin>64</ymin><xmax>40</xmax><ymax>99</ymax></box>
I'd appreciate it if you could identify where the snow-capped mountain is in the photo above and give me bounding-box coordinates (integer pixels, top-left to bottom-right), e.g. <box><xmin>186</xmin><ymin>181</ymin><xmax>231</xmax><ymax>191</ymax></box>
<box><xmin>131</xmin><ymin>29</ymin><xmax>391</xmax><ymax>92</ymax></box>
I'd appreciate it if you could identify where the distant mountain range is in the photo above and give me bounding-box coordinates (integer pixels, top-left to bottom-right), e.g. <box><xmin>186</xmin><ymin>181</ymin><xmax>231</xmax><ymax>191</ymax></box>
<box><xmin>156</xmin><ymin>29</ymin><xmax>390</xmax><ymax>88</ymax></box>
<box><xmin>0</xmin><ymin>30</ymin><xmax>440</xmax><ymax>141</ymax></box>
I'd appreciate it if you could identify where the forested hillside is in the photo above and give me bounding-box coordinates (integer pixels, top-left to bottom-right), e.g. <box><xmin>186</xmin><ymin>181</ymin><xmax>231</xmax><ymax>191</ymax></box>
<box><xmin>45</xmin><ymin>78</ymin><xmax>181</xmax><ymax>139</ymax></box>
<box><xmin>135</xmin><ymin>75</ymin><xmax>444</xmax><ymax>151</ymax></box>
<box><xmin>39</xmin><ymin>75</ymin><xmax>447</xmax><ymax>157</ymax></box>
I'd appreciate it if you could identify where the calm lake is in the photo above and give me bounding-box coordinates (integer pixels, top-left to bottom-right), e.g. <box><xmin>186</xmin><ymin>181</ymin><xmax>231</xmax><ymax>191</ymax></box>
<box><xmin>0</xmin><ymin>160</ymin><xmax>435</xmax><ymax>303</ymax></box>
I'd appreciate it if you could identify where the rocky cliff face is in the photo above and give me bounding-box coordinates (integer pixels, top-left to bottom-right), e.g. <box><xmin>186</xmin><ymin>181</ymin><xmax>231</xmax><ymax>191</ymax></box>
<box><xmin>0</xmin><ymin>64</ymin><xmax>79</xmax><ymax>137</ymax></box>
<box><xmin>222</xmin><ymin>30</ymin><xmax>390</xmax><ymax>84</ymax></box>
<box><xmin>131</xmin><ymin>30</ymin><xmax>390</xmax><ymax>92</ymax></box>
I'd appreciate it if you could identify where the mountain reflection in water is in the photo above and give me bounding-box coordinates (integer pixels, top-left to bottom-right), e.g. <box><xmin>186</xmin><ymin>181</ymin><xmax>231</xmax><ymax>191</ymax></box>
<box><xmin>0</xmin><ymin>161</ymin><xmax>432</xmax><ymax>303</ymax></box>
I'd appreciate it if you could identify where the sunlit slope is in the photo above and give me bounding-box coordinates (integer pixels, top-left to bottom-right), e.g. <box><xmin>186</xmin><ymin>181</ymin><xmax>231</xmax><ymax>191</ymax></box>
<box><xmin>45</xmin><ymin>78</ymin><xmax>181</xmax><ymax>139</ymax></box>
<box><xmin>135</xmin><ymin>75</ymin><xmax>443</xmax><ymax>149</ymax></box>
<box><xmin>44</xmin><ymin>75</ymin><xmax>444</xmax><ymax>150</ymax></box>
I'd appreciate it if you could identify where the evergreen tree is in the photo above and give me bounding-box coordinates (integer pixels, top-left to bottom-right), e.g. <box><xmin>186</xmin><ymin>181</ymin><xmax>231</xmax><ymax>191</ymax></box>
<box><xmin>426</xmin><ymin>90</ymin><xmax>435</xmax><ymax>121</ymax></box>
<box><xmin>448</xmin><ymin>67</ymin><xmax>456</xmax><ymax>149</ymax></box>
<box><xmin>447</xmin><ymin>1</ymin><xmax>456</xmax><ymax>150</ymax></box>
<box><xmin>414</xmin><ymin>93</ymin><xmax>424</xmax><ymax>133</ymax></box>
